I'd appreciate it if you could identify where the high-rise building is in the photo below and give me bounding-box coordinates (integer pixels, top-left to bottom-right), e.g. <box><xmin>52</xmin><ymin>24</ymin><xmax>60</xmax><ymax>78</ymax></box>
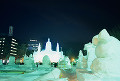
<box><xmin>0</xmin><ymin>36</ymin><xmax>18</xmax><ymax>59</ymax></box>
<box><xmin>0</xmin><ymin>26</ymin><xmax>18</xmax><ymax>59</ymax></box>
<box><xmin>28</xmin><ymin>39</ymin><xmax>39</xmax><ymax>51</ymax></box>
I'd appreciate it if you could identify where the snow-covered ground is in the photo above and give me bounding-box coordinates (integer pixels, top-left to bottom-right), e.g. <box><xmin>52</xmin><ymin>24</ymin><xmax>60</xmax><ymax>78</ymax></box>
<box><xmin>0</xmin><ymin>65</ymin><xmax>68</xmax><ymax>81</ymax></box>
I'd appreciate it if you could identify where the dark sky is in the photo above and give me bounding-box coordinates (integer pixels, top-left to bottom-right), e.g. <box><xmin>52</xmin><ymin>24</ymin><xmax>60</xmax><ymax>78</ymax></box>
<box><xmin>0</xmin><ymin>0</ymin><xmax>120</xmax><ymax>57</ymax></box>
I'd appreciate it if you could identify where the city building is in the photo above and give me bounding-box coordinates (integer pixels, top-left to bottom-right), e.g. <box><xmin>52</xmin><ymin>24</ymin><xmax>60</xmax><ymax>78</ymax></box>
<box><xmin>0</xmin><ymin>26</ymin><xmax>18</xmax><ymax>59</ymax></box>
<box><xmin>28</xmin><ymin>39</ymin><xmax>39</xmax><ymax>51</ymax></box>
<box><xmin>0</xmin><ymin>35</ymin><xmax>18</xmax><ymax>59</ymax></box>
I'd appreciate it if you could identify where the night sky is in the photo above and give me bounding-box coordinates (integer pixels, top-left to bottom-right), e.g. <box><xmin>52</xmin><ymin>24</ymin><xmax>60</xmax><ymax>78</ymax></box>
<box><xmin>0</xmin><ymin>0</ymin><xmax>120</xmax><ymax>58</ymax></box>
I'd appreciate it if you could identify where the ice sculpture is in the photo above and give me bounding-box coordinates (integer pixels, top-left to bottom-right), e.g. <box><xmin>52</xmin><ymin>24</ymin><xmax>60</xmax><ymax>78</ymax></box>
<box><xmin>82</xmin><ymin>56</ymin><xmax>88</xmax><ymax>69</ymax></box>
<box><xmin>8</xmin><ymin>56</ymin><xmax>15</xmax><ymax>65</ymax></box>
<box><xmin>84</xmin><ymin>42</ymin><xmax>96</xmax><ymax>71</ymax></box>
<box><xmin>91</xmin><ymin>29</ymin><xmax>120</xmax><ymax>77</ymax></box>
<box><xmin>42</xmin><ymin>55</ymin><xmax>51</xmax><ymax>67</ymax></box>
<box><xmin>58</xmin><ymin>56</ymin><xmax>71</xmax><ymax>69</ymax></box>
<box><xmin>24</xmin><ymin>54</ymin><xmax>35</xmax><ymax>67</ymax></box>
<box><xmin>76</xmin><ymin>50</ymin><xmax>83</xmax><ymax>69</ymax></box>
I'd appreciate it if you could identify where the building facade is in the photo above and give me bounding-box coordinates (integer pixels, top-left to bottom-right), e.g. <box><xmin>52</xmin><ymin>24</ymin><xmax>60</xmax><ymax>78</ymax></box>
<box><xmin>28</xmin><ymin>39</ymin><xmax>39</xmax><ymax>51</ymax></box>
<box><xmin>0</xmin><ymin>35</ymin><xmax>18</xmax><ymax>59</ymax></box>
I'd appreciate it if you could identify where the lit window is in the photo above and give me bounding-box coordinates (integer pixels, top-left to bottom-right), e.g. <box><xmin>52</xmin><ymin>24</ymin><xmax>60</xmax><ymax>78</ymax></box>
<box><xmin>13</xmin><ymin>47</ymin><xmax>17</xmax><ymax>50</ymax></box>
<box><xmin>1</xmin><ymin>53</ymin><xmax>3</xmax><ymax>54</ymax></box>
<box><xmin>2</xmin><ymin>50</ymin><xmax>3</xmax><ymax>51</ymax></box>
<box><xmin>3</xmin><ymin>44</ymin><xmax>4</xmax><ymax>45</ymax></box>
<box><xmin>0</xmin><ymin>44</ymin><xmax>1</xmax><ymax>45</ymax></box>
<box><xmin>10</xmin><ymin>53</ymin><xmax>17</xmax><ymax>55</ymax></box>
<box><xmin>11</xmin><ymin>44</ymin><xmax>15</xmax><ymax>46</ymax></box>
<box><xmin>3</xmin><ymin>38</ymin><xmax>5</xmax><ymax>40</ymax></box>
<box><xmin>3</xmin><ymin>41</ymin><xmax>5</xmax><ymax>43</ymax></box>
<box><xmin>0</xmin><ymin>41</ymin><xmax>1</xmax><ymax>43</ymax></box>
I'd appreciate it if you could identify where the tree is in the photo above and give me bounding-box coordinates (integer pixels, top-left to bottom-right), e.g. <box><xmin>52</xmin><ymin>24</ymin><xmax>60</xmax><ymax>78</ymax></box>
<box><xmin>65</xmin><ymin>48</ymin><xmax>75</xmax><ymax>60</ymax></box>
<box><xmin>17</xmin><ymin>44</ymin><xmax>28</xmax><ymax>58</ymax></box>
<box><xmin>109</xmin><ymin>25</ymin><xmax>120</xmax><ymax>40</ymax></box>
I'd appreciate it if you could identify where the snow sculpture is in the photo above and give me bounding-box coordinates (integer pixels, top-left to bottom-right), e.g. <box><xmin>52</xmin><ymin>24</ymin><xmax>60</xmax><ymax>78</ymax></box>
<box><xmin>92</xmin><ymin>35</ymin><xmax>98</xmax><ymax>46</ymax></box>
<box><xmin>24</xmin><ymin>54</ymin><xmax>35</xmax><ymax>67</ymax></box>
<box><xmin>82</xmin><ymin>56</ymin><xmax>88</xmax><ymax>69</ymax></box>
<box><xmin>76</xmin><ymin>50</ymin><xmax>83</xmax><ymax>68</ymax></box>
<box><xmin>33</xmin><ymin>38</ymin><xmax>64</xmax><ymax>63</ymax></box>
<box><xmin>64</xmin><ymin>56</ymin><xmax>71</xmax><ymax>69</ymax></box>
<box><xmin>0</xmin><ymin>59</ymin><xmax>2</xmax><ymax>65</ymax></box>
<box><xmin>58</xmin><ymin>56</ymin><xmax>71</xmax><ymax>69</ymax></box>
<box><xmin>84</xmin><ymin>42</ymin><xmax>96</xmax><ymax>71</ymax></box>
<box><xmin>42</xmin><ymin>55</ymin><xmax>51</xmax><ymax>67</ymax></box>
<box><xmin>8</xmin><ymin>56</ymin><xmax>15</xmax><ymax>65</ymax></box>
<box><xmin>91</xmin><ymin>29</ymin><xmax>120</xmax><ymax>77</ymax></box>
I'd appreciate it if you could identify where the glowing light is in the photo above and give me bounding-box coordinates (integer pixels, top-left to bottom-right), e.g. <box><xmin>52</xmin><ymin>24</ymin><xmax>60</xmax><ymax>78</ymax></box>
<box><xmin>72</xmin><ymin>58</ymin><xmax>75</xmax><ymax>62</ymax></box>
<box><xmin>10</xmin><ymin>53</ymin><xmax>17</xmax><ymax>55</ymax></box>
<box><xmin>11</xmin><ymin>44</ymin><xmax>15</xmax><ymax>46</ymax></box>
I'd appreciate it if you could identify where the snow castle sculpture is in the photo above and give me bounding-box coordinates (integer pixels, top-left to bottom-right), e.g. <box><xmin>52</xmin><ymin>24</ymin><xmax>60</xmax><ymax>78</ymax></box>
<box><xmin>33</xmin><ymin>38</ymin><xmax>64</xmax><ymax>63</ymax></box>
<box><xmin>91</xmin><ymin>29</ymin><xmax>120</xmax><ymax>77</ymax></box>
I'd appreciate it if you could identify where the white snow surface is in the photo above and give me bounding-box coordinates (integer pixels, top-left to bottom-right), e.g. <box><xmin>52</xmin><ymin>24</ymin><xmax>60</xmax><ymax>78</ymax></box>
<box><xmin>0</xmin><ymin>65</ymin><xmax>67</xmax><ymax>81</ymax></box>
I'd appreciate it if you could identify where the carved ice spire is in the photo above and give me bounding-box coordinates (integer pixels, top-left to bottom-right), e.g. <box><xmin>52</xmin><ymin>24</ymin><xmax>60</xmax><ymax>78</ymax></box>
<box><xmin>45</xmin><ymin>38</ymin><xmax>52</xmax><ymax>51</ymax></box>
<box><xmin>38</xmin><ymin>43</ymin><xmax>41</xmax><ymax>52</ymax></box>
<box><xmin>56</xmin><ymin>42</ymin><xmax>59</xmax><ymax>52</ymax></box>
